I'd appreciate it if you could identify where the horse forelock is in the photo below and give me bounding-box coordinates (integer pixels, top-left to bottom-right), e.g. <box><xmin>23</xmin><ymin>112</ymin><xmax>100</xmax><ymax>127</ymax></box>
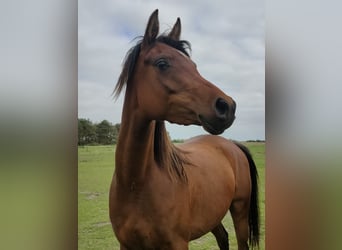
<box><xmin>113</xmin><ymin>35</ymin><xmax>191</xmax><ymax>100</ymax></box>
<box><xmin>156</xmin><ymin>35</ymin><xmax>191</xmax><ymax>57</ymax></box>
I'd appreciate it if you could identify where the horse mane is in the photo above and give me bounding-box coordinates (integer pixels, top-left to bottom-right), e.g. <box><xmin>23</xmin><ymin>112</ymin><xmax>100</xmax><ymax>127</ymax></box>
<box><xmin>113</xmin><ymin>35</ymin><xmax>191</xmax><ymax>99</ymax></box>
<box><xmin>154</xmin><ymin>121</ymin><xmax>188</xmax><ymax>182</ymax></box>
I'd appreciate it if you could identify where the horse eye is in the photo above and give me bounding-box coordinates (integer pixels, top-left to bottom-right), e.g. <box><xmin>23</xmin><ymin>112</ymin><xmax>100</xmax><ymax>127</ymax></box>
<box><xmin>154</xmin><ymin>58</ymin><xmax>170</xmax><ymax>71</ymax></box>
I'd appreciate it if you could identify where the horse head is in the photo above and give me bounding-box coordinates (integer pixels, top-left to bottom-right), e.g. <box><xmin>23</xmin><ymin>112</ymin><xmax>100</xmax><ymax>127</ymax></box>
<box><xmin>116</xmin><ymin>9</ymin><xmax>236</xmax><ymax>135</ymax></box>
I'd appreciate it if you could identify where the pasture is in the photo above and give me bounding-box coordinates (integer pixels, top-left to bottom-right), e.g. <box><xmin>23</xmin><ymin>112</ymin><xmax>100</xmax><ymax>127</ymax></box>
<box><xmin>78</xmin><ymin>142</ymin><xmax>265</xmax><ymax>249</ymax></box>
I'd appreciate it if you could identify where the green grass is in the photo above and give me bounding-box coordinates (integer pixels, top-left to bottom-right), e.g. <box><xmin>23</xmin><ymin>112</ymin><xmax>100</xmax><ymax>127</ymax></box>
<box><xmin>78</xmin><ymin>142</ymin><xmax>265</xmax><ymax>249</ymax></box>
<box><xmin>78</xmin><ymin>145</ymin><xmax>119</xmax><ymax>249</ymax></box>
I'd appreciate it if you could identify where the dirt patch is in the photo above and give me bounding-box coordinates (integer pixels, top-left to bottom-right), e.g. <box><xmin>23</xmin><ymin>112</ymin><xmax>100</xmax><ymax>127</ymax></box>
<box><xmin>94</xmin><ymin>221</ymin><xmax>111</xmax><ymax>227</ymax></box>
<box><xmin>80</xmin><ymin>191</ymin><xmax>101</xmax><ymax>200</ymax></box>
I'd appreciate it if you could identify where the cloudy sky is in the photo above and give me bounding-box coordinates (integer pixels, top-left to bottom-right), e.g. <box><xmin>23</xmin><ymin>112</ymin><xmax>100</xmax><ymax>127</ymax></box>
<box><xmin>79</xmin><ymin>0</ymin><xmax>264</xmax><ymax>141</ymax></box>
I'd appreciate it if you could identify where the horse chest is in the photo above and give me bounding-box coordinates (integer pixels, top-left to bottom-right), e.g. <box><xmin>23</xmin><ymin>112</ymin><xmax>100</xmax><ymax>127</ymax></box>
<box><xmin>113</xmin><ymin>207</ymin><xmax>172</xmax><ymax>248</ymax></box>
<box><xmin>110</xmin><ymin>185</ymin><xmax>185</xmax><ymax>247</ymax></box>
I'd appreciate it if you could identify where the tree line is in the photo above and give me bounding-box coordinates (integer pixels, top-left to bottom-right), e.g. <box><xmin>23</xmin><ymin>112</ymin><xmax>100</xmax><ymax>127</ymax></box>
<box><xmin>78</xmin><ymin>118</ymin><xmax>120</xmax><ymax>145</ymax></box>
<box><xmin>78</xmin><ymin>118</ymin><xmax>264</xmax><ymax>146</ymax></box>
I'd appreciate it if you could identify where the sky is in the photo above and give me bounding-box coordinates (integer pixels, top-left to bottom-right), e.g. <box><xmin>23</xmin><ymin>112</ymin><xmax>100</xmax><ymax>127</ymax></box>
<box><xmin>78</xmin><ymin>0</ymin><xmax>265</xmax><ymax>141</ymax></box>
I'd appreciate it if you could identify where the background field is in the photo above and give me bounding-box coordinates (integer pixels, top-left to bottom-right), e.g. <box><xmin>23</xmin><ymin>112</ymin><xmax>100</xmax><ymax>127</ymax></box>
<box><xmin>78</xmin><ymin>142</ymin><xmax>265</xmax><ymax>249</ymax></box>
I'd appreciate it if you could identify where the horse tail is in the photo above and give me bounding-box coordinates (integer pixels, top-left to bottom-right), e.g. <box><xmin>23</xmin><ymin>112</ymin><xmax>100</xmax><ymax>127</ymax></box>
<box><xmin>233</xmin><ymin>142</ymin><xmax>260</xmax><ymax>249</ymax></box>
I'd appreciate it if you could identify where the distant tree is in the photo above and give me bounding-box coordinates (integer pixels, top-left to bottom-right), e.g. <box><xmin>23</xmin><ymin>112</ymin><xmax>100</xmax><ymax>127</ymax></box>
<box><xmin>78</xmin><ymin>119</ymin><xmax>121</xmax><ymax>145</ymax></box>
<box><xmin>172</xmin><ymin>139</ymin><xmax>184</xmax><ymax>143</ymax></box>
<box><xmin>78</xmin><ymin>118</ymin><xmax>96</xmax><ymax>145</ymax></box>
<box><xmin>96</xmin><ymin>120</ymin><xmax>116</xmax><ymax>145</ymax></box>
<box><xmin>113</xmin><ymin>123</ymin><xmax>120</xmax><ymax>144</ymax></box>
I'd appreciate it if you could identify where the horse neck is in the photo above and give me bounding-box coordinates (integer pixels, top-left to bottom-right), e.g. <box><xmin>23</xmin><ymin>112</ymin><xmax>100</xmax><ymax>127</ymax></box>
<box><xmin>115</xmin><ymin>114</ymin><xmax>153</xmax><ymax>186</ymax></box>
<box><xmin>115</xmin><ymin>89</ymin><xmax>172</xmax><ymax>187</ymax></box>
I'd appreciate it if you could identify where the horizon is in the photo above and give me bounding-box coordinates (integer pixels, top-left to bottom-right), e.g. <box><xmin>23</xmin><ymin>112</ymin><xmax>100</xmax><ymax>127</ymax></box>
<box><xmin>78</xmin><ymin>117</ymin><xmax>265</xmax><ymax>142</ymax></box>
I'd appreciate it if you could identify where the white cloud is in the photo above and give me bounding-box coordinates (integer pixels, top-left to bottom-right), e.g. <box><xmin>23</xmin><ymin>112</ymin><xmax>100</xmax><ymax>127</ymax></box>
<box><xmin>78</xmin><ymin>0</ymin><xmax>265</xmax><ymax>140</ymax></box>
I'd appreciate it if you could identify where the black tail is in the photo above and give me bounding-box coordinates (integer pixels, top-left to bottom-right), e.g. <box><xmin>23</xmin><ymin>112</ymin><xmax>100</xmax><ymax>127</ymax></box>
<box><xmin>234</xmin><ymin>142</ymin><xmax>260</xmax><ymax>249</ymax></box>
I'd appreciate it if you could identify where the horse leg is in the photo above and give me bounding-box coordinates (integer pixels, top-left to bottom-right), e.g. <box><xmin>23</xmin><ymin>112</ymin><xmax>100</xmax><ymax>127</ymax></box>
<box><xmin>230</xmin><ymin>200</ymin><xmax>250</xmax><ymax>250</ymax></box>
<box><xmin>212</xmin><ymin>222</ymin><xmax>229</xmax><ymax>250</ymax></box>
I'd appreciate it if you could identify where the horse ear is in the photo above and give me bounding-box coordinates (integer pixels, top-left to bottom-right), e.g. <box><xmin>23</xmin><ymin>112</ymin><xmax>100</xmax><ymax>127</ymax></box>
<box><xmin>142</xmin><ymin>9</ymin><xmax>159</xmax><ymax>47</ymax></box>
<box><xmin>168</xmin><ymin>18</ymin><xmax>181</xmax><ymax>41</ymax></box>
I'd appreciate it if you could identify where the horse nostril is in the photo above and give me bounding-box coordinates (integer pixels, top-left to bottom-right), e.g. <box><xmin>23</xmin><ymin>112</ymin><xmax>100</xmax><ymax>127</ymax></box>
<box><xmin>215</xmin><ymin>98</ymin><xmax>229</xmax><ymax>117</ymax></box>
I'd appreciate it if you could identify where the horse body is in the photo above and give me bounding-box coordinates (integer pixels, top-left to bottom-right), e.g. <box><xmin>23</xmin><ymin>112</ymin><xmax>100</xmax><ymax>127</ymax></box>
<box><xmin>180</xmin><ymin>135</ymin><xmax>251</xmax><ymax>239</ymax></box>
<box><xmin>110</xmin><ymin>124</ymin><xmax>249</xmax><ymax>249</ymax></box>
<box><xmin>110</xmin><ymin>9</ymin><xmax>259</xmax><ymax>250</ymax></box>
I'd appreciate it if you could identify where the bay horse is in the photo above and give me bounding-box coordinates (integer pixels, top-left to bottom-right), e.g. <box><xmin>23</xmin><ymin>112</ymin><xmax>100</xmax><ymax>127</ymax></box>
<box><xmin>110</xmin><ymin>9</ymin><xmax>259</xmax><ymax>250</ymax></box>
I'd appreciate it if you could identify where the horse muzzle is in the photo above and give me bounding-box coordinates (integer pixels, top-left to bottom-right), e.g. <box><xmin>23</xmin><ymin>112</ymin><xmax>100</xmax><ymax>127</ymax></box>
<box><xmin>198</xmin><ymin>98</ymin><xmax>236</xmax><ymax>135</ymax></box>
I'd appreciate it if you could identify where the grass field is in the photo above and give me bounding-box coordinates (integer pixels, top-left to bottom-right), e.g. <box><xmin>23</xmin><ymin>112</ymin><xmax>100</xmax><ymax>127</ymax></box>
<box><xmin>78</xmin><ymin>142</ymin><xmax>265</xmax><ymax>249</ymax></box>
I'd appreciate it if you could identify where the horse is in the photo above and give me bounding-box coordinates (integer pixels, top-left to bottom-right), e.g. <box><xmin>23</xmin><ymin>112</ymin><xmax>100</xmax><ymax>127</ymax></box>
<box><xmin>109</xmin><ymin>9</ymin><xmax>259</xmax><ymax>250</ymax></box>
